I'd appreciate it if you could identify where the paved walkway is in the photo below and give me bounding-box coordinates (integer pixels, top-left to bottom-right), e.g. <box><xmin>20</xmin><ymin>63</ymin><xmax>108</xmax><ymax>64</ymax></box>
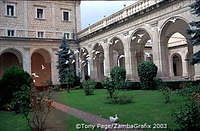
<box><xmin>52</xmin><ymin>101</ymin><xmax>139</xmax><ymax>131</ymax></box>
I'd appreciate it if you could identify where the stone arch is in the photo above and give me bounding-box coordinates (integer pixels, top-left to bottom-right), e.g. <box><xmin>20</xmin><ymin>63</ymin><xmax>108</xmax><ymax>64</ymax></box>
<box><xmin>109</xmin><ymin>37</ymin><xmax>125</xmax><ymax>69</ymax></box>
<box><xmin>171</xmin><ymin>53</ymin><xmax>183</xmax><ymax>77</ymax></box>
<box><xmin>130</xmin><ymin>28</ymin><xmax>153</xmax><ymax>77</ymax></box>
<box><xmin>129</xmin><ymin>27</ymin><xmax>153</xmax><ymax>45</ymax></box>
<box><xmin>0</xmin><ymin>48</ymin><xmax>23</xmax><ymax>77</ymax></box>
<box><xmin>92</xmin><ymin>43</ymin><xmax>104</xmax><ymax>81</ymax></box>
<box><xmin>80</xmin><ymin>47</ymin><xmax>90</xmax><ymax>79</ymax></box>
<box><xmin>160</xmin><ymin>17</ymin><xmax>191</xmax><ymax>78</ymax></box>
<box><xmin>31</xmin><ymin>48</ymin><xmax>52</xmax><ymax>86</ymax></box>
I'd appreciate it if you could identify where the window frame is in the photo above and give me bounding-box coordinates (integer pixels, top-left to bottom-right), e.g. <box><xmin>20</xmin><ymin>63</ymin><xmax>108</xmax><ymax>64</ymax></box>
<box><xmin>5</xmin><ymin>3</ymin><xmax>16</xmax><ymax>17</ymax></box>
<box><xmin>37</xmin><ymin>31</ymin><xmax>45</xmax><ymax>38</ymax></box>
<box><xmin>64</xmin><ymin>32</ymin><xmax>70</xmax><ymax>39</ymax></box>
<box><xmin>7</xmin><ymin>29</ymin><xmax>15</xmax><ymax>37</ymax></box>
<box><xmin>62</xmin><ymin>10</ymin><xmax>70</xmax><ymax>21</ymax></box>
<box><xmin>35</xmin><ymin>7</ymin><xmax>45</xmax><ymax>19</ymax></box>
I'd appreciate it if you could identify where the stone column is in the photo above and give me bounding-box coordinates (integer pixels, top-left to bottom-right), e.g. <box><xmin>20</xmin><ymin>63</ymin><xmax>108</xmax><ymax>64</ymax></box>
<box><xmin>168</xmin><ymin>55</ymin><xmax>174</xmax><ymax>78</ymax></box>
<box><xmin>51</xmin><ymin>48</ymin><xmax>59</xmax><ymax>85</ymax></box>
<box><xmin>88</xmin><ymin>51</ymin><xmax>95</xmax><ymax>80</ymax></box>
<box><xmin>152</xmin><ymin>29</ymin><xmax>168</xmax><ymax>78</ymax></box>
<box><xmin>182</xmin><ymin>51</ymin><xmax>188</xmax><ymax>77</ymax></box>
<box><xmin>74</xmin><ymin>52</ymin><xmax>80</xmax><ymax>78</ymax></box>
<box><xmin>23</xmin><ymin>47</ymin><xmax>31</xmax><ymax>74</ymax></box>
<box><xmin>193</xmin><ymin>45</ymin><xmax>200</xmax><ymax>80</ymax></box>
<box><xmin>123</xmin><ymin>38</ymin><xmax>135</xmax><ymax>81</ymax></box>
<box><xmin>103</xmin><ymin>43</ymin><xmax>111</xmax><ymax>77</ymax></box>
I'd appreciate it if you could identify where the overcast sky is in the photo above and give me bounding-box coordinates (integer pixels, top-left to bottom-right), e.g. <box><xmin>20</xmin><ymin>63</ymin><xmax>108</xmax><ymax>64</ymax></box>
<box><xmin>80</xmin><ymin>1</ymin><xmax>138</xmax><ymax>29</ymax></box>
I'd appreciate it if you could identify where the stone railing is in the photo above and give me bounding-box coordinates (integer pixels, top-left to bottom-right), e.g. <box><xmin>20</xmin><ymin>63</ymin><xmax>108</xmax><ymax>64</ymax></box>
<box><xmin>78</xmin><ymin>0</ymin><xmax>164</xmax><ymax>38</ymax></box>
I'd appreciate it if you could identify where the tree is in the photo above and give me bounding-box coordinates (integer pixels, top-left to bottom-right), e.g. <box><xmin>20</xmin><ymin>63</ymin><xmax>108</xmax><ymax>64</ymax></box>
<box><xmin>64</xmin><ymin>72</ymin><xmax>76</xmax><ymax>93</ymax></box>
<box><xmin>56</xmin><ymin>35</ymin><xmax>76</xmax><ymax>87</ymax></box>
<box><xmin>187</xmin><ymin>0</ymin><xmax>200</xmax><ymax>64</ymax></box>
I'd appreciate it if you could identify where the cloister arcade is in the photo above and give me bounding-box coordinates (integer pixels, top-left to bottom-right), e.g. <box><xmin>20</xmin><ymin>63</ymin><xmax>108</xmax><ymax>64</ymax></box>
<box><xmin>79</xmin><ymin>17</ymin><xmax>196</xmax><ymax>82</ymax></box>
<box><xmin>1</xmin><ymin>0</ymin><xmax>200</xmax><ymax>85</ymax></box>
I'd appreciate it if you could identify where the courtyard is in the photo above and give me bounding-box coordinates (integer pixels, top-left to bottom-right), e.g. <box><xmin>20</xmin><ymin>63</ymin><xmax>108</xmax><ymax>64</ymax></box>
<box><xmin>0</xmin><ymin>0</ymin><xmax>200</xmax><ymax>131</ymax></box>
<box><xmin>0</xmin><ymin>89</ymin><xmax>189</xmax><ymax>130</ymax></box>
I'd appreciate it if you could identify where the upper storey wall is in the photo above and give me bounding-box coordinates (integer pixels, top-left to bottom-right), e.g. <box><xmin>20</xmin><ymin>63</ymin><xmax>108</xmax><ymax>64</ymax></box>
<box><xmin>0</xmin><ymin>0</ymin><xmax>81</xmax><ymax>39</ymax></box>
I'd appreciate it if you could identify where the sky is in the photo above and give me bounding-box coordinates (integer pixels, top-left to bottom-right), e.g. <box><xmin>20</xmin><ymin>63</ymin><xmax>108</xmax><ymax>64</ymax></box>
<box><xmin>80</xmin><ymin>1</ymin><xmax>138</xmax><ymax>29</ymax></box>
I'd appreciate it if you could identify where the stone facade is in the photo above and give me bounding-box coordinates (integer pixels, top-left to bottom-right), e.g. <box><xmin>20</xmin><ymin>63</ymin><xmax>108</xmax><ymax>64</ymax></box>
<box><xmin>0</xmin><ymin>0</ymin><xmax>80</xmax><ymax>85</ymax></box>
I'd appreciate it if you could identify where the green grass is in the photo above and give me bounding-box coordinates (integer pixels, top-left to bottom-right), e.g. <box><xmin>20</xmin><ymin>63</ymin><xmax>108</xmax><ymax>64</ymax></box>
<box><xmin>0</xmin><ymin>110</ymin><xmax>96</xmax><ymax>131</ymax></box>
<box><xmin>0</xmin><ymin>111</ymin><xmax>29</xmax><ymax>131</ymax></box>
<box><xmin>54</xmin><ymin>89</ymin><xmax>188</xmax><ymax>131</ymax></box>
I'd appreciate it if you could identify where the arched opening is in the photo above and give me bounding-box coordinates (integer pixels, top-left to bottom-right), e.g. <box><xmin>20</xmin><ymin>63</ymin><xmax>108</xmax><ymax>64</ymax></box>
<box><xmin>31</xmin><ymin>49</ymin><xmax>51</xmax><ymax>86</ymax></box>
<box><xmin>160</xmin><ymin>18</ymin><xmax>192</xmax><ymax>78</ymax></box>
<box><xmin>172</xmin><ymin>54</ymin><xmax>183</xmax><ymax>76</ymax></box>
<box><xmin>92</xmin><ymin>43</ymin><xmax>104</xmax><ymax>81</ymax></box>
<box><xmin>130</xmin><ymin>29</ymin><xmax>153</xmax><ymax>77</ymax></box>
<box><xmin>0</xmin><ymin>49</ymin><xmax>23</xmax><ymax>77</ymax></box>
<box><xmin>110</xmin><ymin>37</ymin><xmax>125</xmax><ymax>69</ymax></box>
<box><xmin>80</xmin><ymin>47</ymin><xmax>89</xmax><ymax>79</ymax></box>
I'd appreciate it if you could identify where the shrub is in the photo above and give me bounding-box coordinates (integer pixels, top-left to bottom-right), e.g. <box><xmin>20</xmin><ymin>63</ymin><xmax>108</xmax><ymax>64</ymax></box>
<box><xmin>95</xmin><ymin>82</ymin><xmax>104</xmax><ymax>89</ymax></box>
<box><xmin>137</xmin><ymin>62</ymin><xmax>158</xmax><ymax>89</ymax></box>
<box><xmin>176</xmin><ymin>84</ymin><xmax>200</xmax><ymax>102</ymax></box>
<box><xmin>103</xmin><ymin>77</ymin><xmax>116</xmax><ymax>98</ymax></box>
<box><xmin>82</xmin><ymin>80</ymin><xmax>96</xmax><ymax>96</ymax></box>
<box><xmin>110</xmin><ymin>66</ymin><xmax>126</xmax><ymax>81</ymax></box>
<box><xmin>85</xmin><ymin>75</ymin><xmax>90</xmax><ymax>81</ymax></box>
<box><xmin>160</xmin><ymin>87</ymin><xmax>172</xmax><ymax>104</ymax></box>
<box><xmin>173</xmin><ymin>102</ymin><xmax>200</xmax><ymax>130</ymax></box>
<box><xmin>0</xmin><ymin>66</ymin><xmax>32</xmax><ymax>108</ymax></box>
<box><xmin>125</xmin><ymin>82</ymin><xmax>141</xmax><ymax>90</ymax></box>
<box><xmin>11</xmin><ymin>85</ymin><xmax>32</xmax><ymax>113</ymax></box>
<box><xmin>153</xmin><ymin>78</ymin><xmax>164</xmax><ymax>90</ymax></box>
<box><xmin>74</xmin><ymin>75</ymin><xmax>81</xmax><ymax>87</ymax></box>
<box><xmin>107</xmin><ymin>95</ymin><xmax>133</xmax><ymax>104</ymax></box>
<box><xmin>110</xmin><ymin>66</ymin><xmax>126</xmax><ymax>89</ymax></box>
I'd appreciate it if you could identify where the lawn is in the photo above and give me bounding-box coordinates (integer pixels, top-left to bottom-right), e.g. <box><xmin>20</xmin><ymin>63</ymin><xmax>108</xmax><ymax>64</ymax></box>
<box><xmin>0</xmin><ymin>110</ymin><xmax>89</xmax><ymax>131</ymax></box>
<box><xmin>54</xmin><ymin>89</ymin><xmax>188</xmax><ymax>130</ymax></box>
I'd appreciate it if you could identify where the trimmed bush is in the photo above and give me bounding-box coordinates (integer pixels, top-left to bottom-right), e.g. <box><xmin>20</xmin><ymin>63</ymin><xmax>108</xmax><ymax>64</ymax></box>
<box><xmin>82</xmin><ymin>80</ymin><xmax>96</xmax><ymax>96</ymax></box>
<box><xmin>137</xmin><ymin>62</ymin><xmax>158</xmax><ymax>89</ymax></box>
<box><xmin>110</xmin><ymin>66</ymin><xmax>126</xmax><ymax>89</ymax></box>
<box><xmin>110</xmin><ymin>66</ymin><xmax>126</xmax><ymax>82</ymax></box>
<box><xmin>0</xmin><ymin>66</ymin><xmax>32</xmax><ymax>109</ymax></box>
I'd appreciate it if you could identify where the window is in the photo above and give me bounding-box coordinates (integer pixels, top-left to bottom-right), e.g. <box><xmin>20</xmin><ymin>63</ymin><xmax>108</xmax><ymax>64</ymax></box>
<box><xmin>7</xmin><ymin>30</ymin><xmax>15</xmax><ymax>37</ymax></box>
<box><xmin>37</xmin><ymin>32</ymin><xmax>44</xmax><ymax>38</ymax></box>
<box><xmin>64</xmin><ymin>33</ymin><xmax>70</xmax><ymax>39</ymax></box>
<box><xmin>63</xmin><ymin>11</ymin><xmax>69</xmax><ymax>21</ymax></box>
<box><xmin>36</xmin><ymin>8</ymin><xmax>44</xmax><ymax>19</ymax></box>
<box><xmin>6</xmin><ymin>4</ymin><xmax>15</xmax><ymax>16</ymax></box>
